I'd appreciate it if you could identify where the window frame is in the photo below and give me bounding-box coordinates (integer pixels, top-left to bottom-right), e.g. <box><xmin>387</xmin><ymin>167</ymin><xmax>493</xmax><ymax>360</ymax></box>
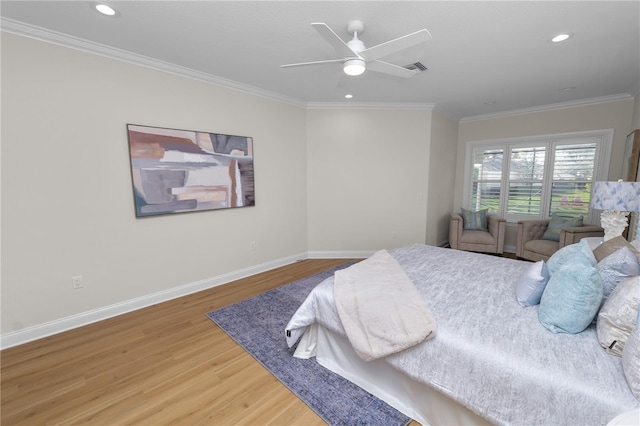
<box><xmin>462</xmin><ymin>129</ymin><xmax>613</xmax><ymax>224</ymax></box>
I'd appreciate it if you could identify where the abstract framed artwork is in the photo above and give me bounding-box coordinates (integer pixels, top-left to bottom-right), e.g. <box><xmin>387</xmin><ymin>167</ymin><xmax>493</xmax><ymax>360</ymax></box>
<box><xmin>126</xmin><ymin>124</ymin><xmax>255</xmax><ymax>217</ymax></box>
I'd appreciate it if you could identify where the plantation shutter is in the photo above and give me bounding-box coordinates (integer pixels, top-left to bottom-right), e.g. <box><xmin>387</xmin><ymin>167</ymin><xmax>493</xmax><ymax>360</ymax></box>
<box><xmin>507</xmin><ymin>146</ymin><xmax>546</xmax><ymax>215</ymax></box>
<box><xmin>471</xmin><ymin>148</ymin><xmax>503</xmax><ymax>212</ymax></box>
<box><xmin>549</xmin><ymin>142</ymin><xmax>597</xmax><ymax>218</ymax></box>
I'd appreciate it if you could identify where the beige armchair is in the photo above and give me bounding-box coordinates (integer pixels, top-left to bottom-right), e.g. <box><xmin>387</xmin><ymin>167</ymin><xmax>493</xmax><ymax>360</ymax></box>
<box><xmin>450</xmin><ymin>214</ymin><xmax>506</xmax><ymax>254</ymax></box>
<box><xmin>516</xmin><ymin>219</ymin><xmax>604</xmax><ymax>262</ymax></box>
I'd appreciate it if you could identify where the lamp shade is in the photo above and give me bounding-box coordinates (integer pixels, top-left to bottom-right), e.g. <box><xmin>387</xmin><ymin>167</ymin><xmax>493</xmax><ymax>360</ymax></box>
<box><xmin>343</xmin><ymin>58</ymin><xmax>366</xmax><ymax>76</ymax></box>
<box><xmin>591</xmin><ymin>181</ymin><xmax>640</xmax><ymax>212</ymax></box>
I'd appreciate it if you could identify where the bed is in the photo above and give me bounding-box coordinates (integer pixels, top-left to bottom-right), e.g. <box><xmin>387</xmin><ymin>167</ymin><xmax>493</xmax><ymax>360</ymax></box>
<box><xmin>285</xmin><ymin>244</ymin><xmax>640</xmax><ymax>425</ymax></box>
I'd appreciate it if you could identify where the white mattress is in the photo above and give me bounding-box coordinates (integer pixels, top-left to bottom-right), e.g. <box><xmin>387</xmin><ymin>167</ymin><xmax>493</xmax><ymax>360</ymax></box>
<box><xmin>286</xmin><ymin>244</ymin><xmax>640</xmax><ymax>425</ymax></box>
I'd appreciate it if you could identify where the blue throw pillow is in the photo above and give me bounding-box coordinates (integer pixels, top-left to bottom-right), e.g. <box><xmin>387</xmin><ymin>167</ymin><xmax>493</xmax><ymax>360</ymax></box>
<box><xmin>538</xmin><ymin>264</ymin><xmax>603</xmax><ymax>334</ymax></box>
<box><xmin>546</xmin><ymin>239</ymin><xmax>596</xmax><ymax>275</ymax></box>
<box><xmin>515</xmin><ymin>261</ymin><xmax>550</xmax><ymax>307</ymax></box>
<box><xmin>461</xmin><ymin>208</ymin><xmax>488</xmax><ymax>231</ymax></box>
<box><xmin>542</xmin><ymin>214</ymin><xmax>583</xmax><ymax>242</ymax></box>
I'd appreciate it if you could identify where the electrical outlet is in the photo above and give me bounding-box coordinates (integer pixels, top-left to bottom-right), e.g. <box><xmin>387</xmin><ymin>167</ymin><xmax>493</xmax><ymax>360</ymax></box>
<box><xmin>392</xmin><ymin>231</ymin><xmax>398</xmax><ymax>239</ymax></box>
<box><xmin>249</xmin><ymin>241</ymin><xmax>256</xmax><ymax>250</ymax></box>
<box><xmin>72</xmin><ymin>275</ymin><xmax>83</xmax><ymax>289</ymax></box>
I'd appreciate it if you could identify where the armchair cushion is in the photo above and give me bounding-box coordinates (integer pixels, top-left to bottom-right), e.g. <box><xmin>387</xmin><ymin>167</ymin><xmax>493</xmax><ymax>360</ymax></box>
<box><xmin>524</xmin><ymin>239</ymin><xmax>559</xmax><ymax>260</ymax></box>
<box><xmin>460</xmin><ymin>208</ymin><xmax>488</xmax><ymax>231</ymax></box>
<box><xmin>542</xmin><ymin>214</ymin><xmax>583</xmax><ymax>242</ymax></box>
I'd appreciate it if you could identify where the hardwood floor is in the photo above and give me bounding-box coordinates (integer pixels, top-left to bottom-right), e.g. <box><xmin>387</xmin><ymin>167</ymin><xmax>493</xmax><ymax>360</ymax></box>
<box><xmin>2</xmin><ymin>259</ymin><xmax>383</xmax><ymax>426</ymax></box>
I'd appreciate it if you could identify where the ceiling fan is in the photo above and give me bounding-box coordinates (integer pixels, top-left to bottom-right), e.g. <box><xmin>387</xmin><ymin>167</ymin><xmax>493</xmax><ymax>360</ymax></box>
<box><xmin>281</xmin><ymin>20</ymin><xmax>432</xmax><ymax>78</ymax></box>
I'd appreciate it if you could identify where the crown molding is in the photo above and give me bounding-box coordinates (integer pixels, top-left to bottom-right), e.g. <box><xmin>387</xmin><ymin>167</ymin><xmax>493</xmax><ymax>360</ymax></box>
<box><xmin>2</xmin><ymin>17</ymin><xmax>635</xmax><ymax>119</ymax></box>
<box><xmin>460</xmin><ymin>93</ymin><xmax>633</xmax><ymax>123</ymax></box>
<box><xmin>306</xmin><ymin>102</ymin><xmax>435</xmax><ymax>111</ymax></box>
<box><xmin>1</xmin><ymin>17</ymin><xmax>306</xmax><ymax>108</ymax></box>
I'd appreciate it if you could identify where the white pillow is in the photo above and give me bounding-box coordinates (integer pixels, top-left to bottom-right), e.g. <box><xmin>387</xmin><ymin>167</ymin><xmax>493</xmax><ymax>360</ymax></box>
<box><xmin>597</xmin><ymin>276</ymin><xmax>640</xmax><ymax>356</ymax></box>
<box><xmin>622</xmin><ymin>309</ymin><xmax>640</xmax><ymax>400</ymax></box>
<box><xmin>515</xmin><ymin>261</ymin><xmax>550</xmax><ymax>307</ymax></box>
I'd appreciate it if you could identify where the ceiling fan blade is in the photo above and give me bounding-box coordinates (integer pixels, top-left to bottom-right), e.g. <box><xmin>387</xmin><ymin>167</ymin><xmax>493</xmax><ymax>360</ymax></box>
<box><xmin>367</xmin><ymin>60</ymin><xmax>417</xmax><ymax>78</ymax></box>
<box><xmin>311</xmin><ymin>23</ymin><xmax>355</xmax><ymax>57</ymax></box>
<box><xmin>359</xmin><ymin>29</ymin><xmax>432</xmax><ymax>61</ymax></box>
<box><xmin>281</xmin><ymin>58</ymin><xmax>344</xmax><ymax>68</ymax></box>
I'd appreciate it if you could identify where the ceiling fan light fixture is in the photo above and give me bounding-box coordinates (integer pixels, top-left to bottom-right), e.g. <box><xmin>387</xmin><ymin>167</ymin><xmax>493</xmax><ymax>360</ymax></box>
<box><xmin>343</xmin><ymin>58</ymin><xmax>366</xmax><ymax>76</ymax></box>
<box><xmin>92</xmin><ymin>2</ymin><xmax>120</xmax><ymax>17</ymax></box>
<box><xmin>551</xmin><ymin>33</ymin><xmax>571</xmax><ymax>43</ymax></box>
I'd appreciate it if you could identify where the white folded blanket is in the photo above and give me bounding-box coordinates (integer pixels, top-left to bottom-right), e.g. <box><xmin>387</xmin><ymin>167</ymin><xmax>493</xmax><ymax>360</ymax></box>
<box><xmin>334</xmin><ymin>249</ymin><xmax>436</xmax><ymax>361</ymax></box>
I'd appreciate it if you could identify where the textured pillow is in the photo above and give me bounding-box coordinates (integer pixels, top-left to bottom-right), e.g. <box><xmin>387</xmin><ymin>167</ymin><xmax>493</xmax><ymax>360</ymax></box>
<box><xmin>542</xmin><ymin>214</ymin><xmax>583</xmax><ymax>242</ymax></box>
<box><xmin>546</xmin><ymin>238</ymin><xmax>596</xmax><ymax>275</ymax></box>
<box><xmin>461</xmin><ymin>208</ymin><xmax>488</xmax><ymax>231</ymax></box>
<box><xmin>623</xmin><ymin>326</ymin><xmax>640</xmax><ymax>401</ymax></box>
<box><xmin>515</xmin><ymin>261</ymin><xmax>550</xmax><ymax>307</ymax></box>
<box><xmin>596</xmin><ymin>276</ymin><xmax>640</xmax><ymax>355</ymax></box>
<box><xmin>597</xmin><ymin>247</ymin><xmax>640</xmax><ymax>298</ymax></box>
<box><xmin>538</xmin><ymin>264</ymin><xmax>603</xmax><ymax>334</ymax></box>
<box><xmin>594</xmin><ymin>236</ymin><xmax>640</xmax><ymax>262</ymax></box>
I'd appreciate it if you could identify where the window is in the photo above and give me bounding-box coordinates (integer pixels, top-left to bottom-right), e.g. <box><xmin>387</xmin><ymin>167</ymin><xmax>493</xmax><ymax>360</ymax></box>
<box><xmin>463</xmin><ymin>130</ymin><xmax>612</xmax><ymax>223</ymax></box>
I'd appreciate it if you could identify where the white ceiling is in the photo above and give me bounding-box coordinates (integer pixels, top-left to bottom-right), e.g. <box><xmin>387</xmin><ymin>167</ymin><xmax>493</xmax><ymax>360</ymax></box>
<box><xmin>2</xmin><ymin>1</ymin><xmax>639</xmax><ymax>119</ymax></box>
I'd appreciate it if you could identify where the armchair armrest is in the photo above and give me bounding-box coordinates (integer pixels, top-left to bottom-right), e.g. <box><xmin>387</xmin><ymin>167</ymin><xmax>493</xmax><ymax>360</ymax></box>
<box><xmin>559</xmin><ymin>225</ymin><xmax>605</xmax><ymax>247</ymax></box>
<box><xmin>449</xmin><ymin>214</ymin><xmax>463</xmax><ymax>249</ymax></box>
<box><xmin>487</xmin><ymin>214</ymin><xmax>506</xmax><ymax>254</ymax></box>
<box><xmin>487</xmin><ymin>215</ymin><xmax>506</xmax><ymax>237</ymax></box>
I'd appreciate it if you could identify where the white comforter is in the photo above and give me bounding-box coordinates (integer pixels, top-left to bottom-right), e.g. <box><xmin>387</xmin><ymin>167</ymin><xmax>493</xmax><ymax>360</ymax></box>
<box><xmin>334</xmin><ymin>249</ymin><xmax>436</xmax><ymax>361</ymax></box>
<box><xmin>285</xmin><ymin>244</ymin><xmax>640</xmax><ymax>426</ymax></box>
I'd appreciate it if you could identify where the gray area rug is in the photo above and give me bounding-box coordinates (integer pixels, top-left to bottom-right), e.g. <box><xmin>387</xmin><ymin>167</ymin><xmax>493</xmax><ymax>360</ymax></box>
<box><xmin>206</xmin><ymin>262</ymin><xmax>411</xmax><ymax>426</ymax></box>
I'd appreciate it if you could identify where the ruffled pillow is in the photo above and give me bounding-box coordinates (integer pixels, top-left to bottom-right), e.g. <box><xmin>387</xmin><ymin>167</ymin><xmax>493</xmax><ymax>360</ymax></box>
<box><xmin>515</xmin><ymin>261</ymin><xmax>550</xmax><ymax>307</ymax></box>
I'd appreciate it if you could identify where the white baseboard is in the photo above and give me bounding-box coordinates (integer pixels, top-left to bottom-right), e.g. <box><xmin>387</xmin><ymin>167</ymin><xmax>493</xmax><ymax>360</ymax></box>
<box><xmin>2</xmin><ymin>246</ymin><xmax>518</xmax><ymax>349</ymax></box>
<box><xmin>307</xmin><ymin>250</ymin><xmax>376</xmax><ymax>259</ymax></box>
<box><xmin>0</xmin><ymin>252</ymin><xmax>307</xmax><ymax>350</ymax></box>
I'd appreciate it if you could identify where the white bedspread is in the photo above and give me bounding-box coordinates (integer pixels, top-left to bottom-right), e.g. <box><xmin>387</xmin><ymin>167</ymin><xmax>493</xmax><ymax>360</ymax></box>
<box><xmin>285</xmin><ymin>244</ymin><xmax>640</xmax><ymax>425</ymax></box>
<box><xmin>334</xmin><ymin>249</ymin><xmax>436</xmax><ymax>361</ymax></box>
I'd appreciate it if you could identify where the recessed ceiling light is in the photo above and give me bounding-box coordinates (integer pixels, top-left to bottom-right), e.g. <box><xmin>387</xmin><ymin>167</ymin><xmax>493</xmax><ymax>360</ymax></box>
<box><xmin>560</xmin><ymin>86</ymin><xmax>576</xmax><ymax>92</ymax></box>
<box><xmin>484</xmin><ymin>100</ymin><xmax>497</xmax><ymax>105</ymax></box>
<box><xmin>551</xmin><ymin>33</ymin><xmax>571</xmax><ymax>43</ymax></box>
<box><xmin>93</xmin><ymin>3</ymin><xmax>119</xmax><ymax>17</ymax></box>
<box><xmin>345</xmin><ymin>94</ymin><xmax>353</xmax><ymax>99</ymax></box>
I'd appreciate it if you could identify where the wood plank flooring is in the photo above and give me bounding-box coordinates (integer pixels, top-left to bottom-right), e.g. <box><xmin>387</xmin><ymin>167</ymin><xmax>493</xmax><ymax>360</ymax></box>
<box><xmin>2</xmin><ymin>259</ymin><xmax>387</xmax><ymax>426</ymax></box>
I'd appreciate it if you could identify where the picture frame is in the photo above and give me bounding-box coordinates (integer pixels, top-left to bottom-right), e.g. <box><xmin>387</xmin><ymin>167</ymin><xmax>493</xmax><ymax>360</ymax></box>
<box><xmin>127</xmin><ymin>124</ymin><xmax>255</xmax><ymax>217</ymax></box>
